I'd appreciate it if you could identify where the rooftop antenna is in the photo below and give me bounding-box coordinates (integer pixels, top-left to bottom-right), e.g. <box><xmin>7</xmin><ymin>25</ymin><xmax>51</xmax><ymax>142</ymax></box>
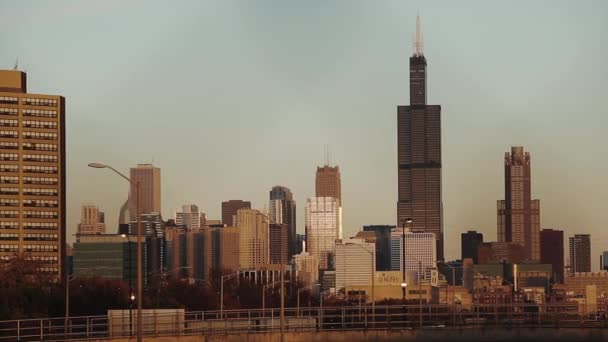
<box><xmin>12</xmin><ymin>58</ymin><xmax>18</xmax><ymax>71</ymax></box>
<box><xmin>415</xmin><ymin>12</ymin><xmax>424</xmax><ymax>56</ymax></box>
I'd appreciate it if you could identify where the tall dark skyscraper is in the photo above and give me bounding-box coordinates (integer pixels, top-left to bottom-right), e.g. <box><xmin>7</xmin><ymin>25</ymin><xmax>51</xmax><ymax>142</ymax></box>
<box><xmin>221</xmin><ymin>200</ymin><xmax>251</xmax><ymax>227</ymax></box>
<box><xmin>569</xmin><ymin>234</ymin><xmax>591</xmax><ymax>274</ymax></box>
<box><xmin>540</xmin><ymin>229</ymin><xmax>564</xmax><ymax>283</ymax></box>
<box><xmin>269</xmin><ymin>186</ymin><xmax>296</xmax><ymax>260</ymax></box>
<box><xmin>497</xmin><ymin>146</ymin><xmax>540</xmax><ymax>262</ymax></box>
<box><xmin>397</xmin><ymin>16</ymin><xmax>443</xmax><ymax>259</ymax></box>
<box><xmin>461</xmin><ymin>231</ymin><xmax>483</xmax><ymax>263</ymax></box>
<box><xmin>363</xmin><ymin>225</ymin><xmax>395</xmax><ymax>271</ymax></box>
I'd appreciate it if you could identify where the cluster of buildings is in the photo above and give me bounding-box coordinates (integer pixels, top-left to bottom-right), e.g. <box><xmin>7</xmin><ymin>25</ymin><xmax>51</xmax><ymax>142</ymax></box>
<box><xmin>1</xmin><ymin>17</ymin><xmax>607</xmax><ymax>315</ymax></box>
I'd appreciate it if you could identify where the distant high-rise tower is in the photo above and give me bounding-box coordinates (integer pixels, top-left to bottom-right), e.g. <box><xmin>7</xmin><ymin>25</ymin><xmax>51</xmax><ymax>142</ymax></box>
<box><xmin>305</xmin><ymin>197</ymin><xmax>342</xmax><ymax>270</ymax></box>
<box><xmin>397</xmin><ymin>15</ymin><xmax>444</xmax><ymax>260</ymax></box>
<box><xmin>0</xmin><ymin>69</ymin><xmax>66</xmax><ymax>279</ymax></box>
<box><xmin>461</xmin><ymin>231</ymin><xmax>483</xmax><ymax>263</ymax></box>
<box><xmin>175</xmin><ymin>204</ymin><xmax>203</xmax><ymax>231</ymax></box>
<box><xmin>540</xmin><ymin>229</ymin><xmax>564</xmax><ymax>283</ymax></box>
<box><xmin>78</xmin><ymin>205</ymin><xmax>106</xmax><ymax>235</ymax></box>
<box><xmin>236</xmin><ymin>209</ymin><xmax>269</xmax><ymax>269</ymax></box>
<box><xmin>221</xmin><ymin>200</ymin><xmax>251</xmax><ymax>227</ymax></box>
<box><xmin>129</xmin><ymin>164</ymin><xmax>161</xmax><ymax>220</ymax></box>
<box><xmin>497</xmin><ymin>146</ymin><xmax>540</xmax><ymax>262</ymax></box>
<box><xmin>315</xmin><ymin>166</ymin><xmax>341</xmax><ymax>204</ymax></box>
<box><xmin>269</xmin><ymin>186</ymin><xmax>296</xmax><ymax>259</ymax></box>
<box><xmin>569</xmin><ymin>234</ymin><xmax>591</xmax><ymax>274</ymax></box>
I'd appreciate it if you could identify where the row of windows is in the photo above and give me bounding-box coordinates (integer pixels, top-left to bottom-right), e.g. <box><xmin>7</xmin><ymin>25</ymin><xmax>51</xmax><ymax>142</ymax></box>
<box><xmin>0</xmin><ymin>142</ymin><xmax>18</xmax><ymax>150</ymax></box>
<box><xmin>27</xmin><ymin>256</ymin><xmax>59</xmax><ymax>263</ymax></box>
<box><xmin>24</xmin><ymin>177</ymin><xmax>58</xmax><ymax>185</ymax></box>
<box><xmin>0</xmin><ymin>108</ymin><xmax>18</xmax><ymax>115</ymax></box>
<box><xmin>0</xmin><ymin>164</ymin><xmax>19</xmax><ymax>172</ymax></box>
<box><xmin>0</xmin><ymin>222</ymin><xmax>18</xmax><ymax>229</ymax></box>
<box><xmin>23</xmin><ymin>109</ymin><xmax>57</xmax><ymax>118</ymax></box>
<box><xmin>23</xmin><ymin>120</ymin><xmax>57</xmax><ymax>129</ymax></box>
<box><xmin>0</xmin><ymin>130</ymin><xmax>18</xmax><ymax>138</ymax></box>
<box><xmin>0</xmin><ymin>187</ymin><xmax>19</xmax><ymax>195</ymax></box>
<box><xmin>0</xmin><ymin>210</ymin><xmax>18</xmax><ymax>217</ymax></box>
<box><xmin>0</xmin><ymin>153</ymin><xmax>18</xmax><ymax>161</ymax></box>
<box><xmin>23</xmin><ymin>188</ymin><xmax>58</xmax><ymax>196</ymax></box>
<box><xmin>0</xmin><ymin>244</ymin><xmax>18</xmax><ymax>252</ymax></box>
<box><xmin>24</xmin><ymin>244</ymin><xmax>58</xmax><ymax>252</ymax></box>
<box><xmin>23</xmin><ymin>98</ymin><xmax>58</xmax><ymax>107</ymax></box>
<box><xmin>23</xmin><ymin>154</ymin><xmax>58</xmax><ymax>163</ymax></box>
<box><xmin>22</xmin><ymin>143</ymin><xmax>58</xmax><ymax>151</ymax></box>
<box><xmin>22</xmin><ymin>132</ymin><xmax>58</xmax><ymax>140</ymax></box>
<box><xmin>24</xmin><ymin>222</ymin><xmax>59</xmax><ymax>230</ymax></box>
<box><xmin>0</xmin><ymin>199</ymin><xmax>19</xmax><ymax>206</ymax></box>
<box><xmin>0</xmin><ymin>97</ymin><xmax>18</xmax><ymax>104</ymax></box>
<box><xmin>0</xmin><ymin>176</ymin><xmax>18</xmax><ymax>184</ymax></box>
<box><xmin>0</xmin><ymin>233</ymin><xmax>18</xmax><ymax>240</ymax></box>
<box><xmin>0</xmin><ymin>119</ymin><xmax>18</xmax><ymax>127</ymax></box>
<box><xmin>24</xmin><ymin>233</ymin><xmax>58</xmax><ymax>241</ymax></box>
<box><xmin>23</xmin><ymin>199</ymin><xmax>58</xmax><ymax>208</ymax></box>
<box><xmin>23</xmin><ymin>166</ymin><xmax>58</xmax><ymax>174</ymax></box>
<box><xmin>24</xmin><ymin>211</ymin><xmax>58</xmax><ymax>219</ymax></box>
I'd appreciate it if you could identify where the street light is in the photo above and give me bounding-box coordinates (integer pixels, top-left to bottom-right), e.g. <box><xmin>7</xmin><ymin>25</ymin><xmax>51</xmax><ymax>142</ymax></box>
<box><xmin>220</xmin><ymin>272</ymin><xmax>239</xmax><ymax>319</ymax></box>
<box><xmin>353</xmin><ymin>243</ymin><xmax>376</xmax><ymax>327</ymax></box>
<box><xmin>401</xmin><ymin>218</ymin><xmax>413</xmax><ymax>300</ymax></box>
<box><xmin>297</xmin><ymin>288</ymin><xmax>306</xmax><ymax>316</ymax></box>
<box><xmin>121</xmin><ymin>233</ymin><xmax>134</xmax><ymax>336</ymax></box>
<box><xmin>89</xmin><ymin>162</ymin><xmax>143</xmax><ymax>342</ymax></box>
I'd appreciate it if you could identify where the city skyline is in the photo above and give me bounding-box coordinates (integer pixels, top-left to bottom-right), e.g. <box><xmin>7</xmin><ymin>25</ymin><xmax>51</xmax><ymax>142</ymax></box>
<box><xmin>1</xmin><ymin>1</ymin><xmax>607</xmax><ymax>266</ymax></box>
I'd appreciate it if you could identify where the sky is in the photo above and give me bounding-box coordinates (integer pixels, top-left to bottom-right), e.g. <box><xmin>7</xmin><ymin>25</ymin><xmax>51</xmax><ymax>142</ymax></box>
<box><xmin>1</xmin><ymin>0</ymin><xmax>607</xmax><ymax>266</ymax></box>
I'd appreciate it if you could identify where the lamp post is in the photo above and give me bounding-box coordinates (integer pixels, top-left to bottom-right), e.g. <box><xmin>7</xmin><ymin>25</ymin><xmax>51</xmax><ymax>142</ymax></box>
<box><xmin>401</xmin><ymin>282</ymin><xmax>407</xmax><ymax>325</ymax></box>
<box><xmin>220</xmin><ymin>272</ymin><xmax>239</xmax><ymax>319</ymax></box>
<box><xmin>297</xmin><ymin>288</ymin><xmax>306</xmax><ymax>316</ymax></box>
<box><xmin>401</xmin><ymin>218</ymin><xmax>413</xmax><ymax>300</ymax></box>
<box><xmin>353</xmin><ymin>243</ymin><xmax>375</xmax><ymax>327</ymax></box>
<box><xmin>89</xmin><ymin>163</ymin><xmax>143</xmax><ymax>342</ymax></box>
<box><xmin>121</xmin><ymin>234</ymin><xmax>134</xmax><ymax>335</ymax></box>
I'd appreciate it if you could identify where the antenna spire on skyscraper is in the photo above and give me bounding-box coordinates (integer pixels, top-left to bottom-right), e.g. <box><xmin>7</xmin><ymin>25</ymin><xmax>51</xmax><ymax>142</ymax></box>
<box><xmin>415</xmin><ymin>13</ymin><xmax>424</xmax><ymax>56</ymax></box>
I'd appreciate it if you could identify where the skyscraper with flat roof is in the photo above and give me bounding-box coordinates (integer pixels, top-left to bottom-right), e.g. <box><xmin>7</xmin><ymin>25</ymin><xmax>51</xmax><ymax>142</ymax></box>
<box><xmin>397</xmin><ymin>16</ymin><xmax>443</xmax><ymax>260</ymax></box>
<box><xmin>315</xmin><ymin>165</ymin><xmax>341</xmax><ymax>204</ymax></box>
<box><xmin>305</xmin><ymin>197</ymin><xmax>342</xmax><ymax>270</ymax></box>
<box><xmin>221</xmin><ymin>200</ymin><xmax>251</xmax><ymax>227</ymax></box>
<box><xmin>0</xmin><ymin>69</ymin><xmax>66</xmax><ymax>279</ymax></box>
<box><xmin>540</xmin><ymin>229</ymin><xmax>564</xmax><ymax>283</ymax></box>
<box><xmin>269</xmin><ymin>186</ymin><xmax>296</xmax><ymax>259</ymax></box>
<box><xmin>569</xmin><ymin>234</ymin><xmax>591</xmax><ymax>274</ymax></box>
<box><xmin>129</xmin><ymin>164</ymin><xmax>161</xmax><ymax>220</ymax></box>
<box><xmin>461</xmin><ymin>231</ymin><xmax>483</xmax><ymax>263</ymax></box>
<box><xmin>78</xmin><ymin>205</ymin><xmax>106</xmax><ymax>235</ymax></box>
<box><xmin>497</xmin><ymin>146</ymin><xmax>541</xmax><ymax>262</ymax></box>
<box><xmin>236</xmin><ymin>208</ymin><xmax>269</xmax><ymax>269</ymax></box>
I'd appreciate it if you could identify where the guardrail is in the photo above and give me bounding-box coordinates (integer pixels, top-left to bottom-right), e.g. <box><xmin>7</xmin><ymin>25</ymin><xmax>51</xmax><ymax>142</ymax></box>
<box><xmin>0</xmin><ymin>302</ymin><xmax>605</xmax><ymax>341</ymax></box>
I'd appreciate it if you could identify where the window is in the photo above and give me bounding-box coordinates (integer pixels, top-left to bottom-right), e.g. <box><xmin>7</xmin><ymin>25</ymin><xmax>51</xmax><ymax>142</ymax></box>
<box><xmin>0</xmin><ymin>221</ymin><xmax>18</xmax><ymax>229</ymax></box>
<box><xmin>0</xmin><ymin>164</ymin><xmax>18</xmax><ymax>172</ymax></box>
<box><xmin>23</xmin><ymin>165</ymin><xmax>58</xmax><ymax>174</ymax></box>
<box><xmin>0</xmin><ymin>119</ymin><xmax>18</xmax><ymax>127</ymax></box>
<box><xmin>23</xmin><ymin>98</ymin><xmax>57</xmax><ymax>107</ymax></box>
<box><xmin>0</xmin><ymin>142</ymin><xmax>19</xmax><ymax>150</ymax></box>
<box><xmin>22</xmin><ymin>131</ymin><xmax>57</xmax><ymax>141</ymax></box>
<box><xmin>0</xmin><ymin>97</ymin><xmax>18</xmax><ymax>105</ymax></box>
<box><xmin>23</xmin><ymin>222</ymin><xmax>58</xmax><ymax>230</ymax></box>
<box><xmin>22</xmin><ymin>143</ymin><xmax>58</xmax><ymax>151</ymax></box>
<box><xmin>23</xmin><ymin>177</ymin><xmax>58</xmax><ymax>185</ymax></box>
<box><xmin>0</xmin><ymin>153</ymin><xmax>18</xmax><ymax>161</ymax></box>
<box><xmin>23</xmin><ymin>199</ymin><xmax>58</xmax><ymax>208</ymax></box>
<box><xmin>22</xmin><ymin>120</ymin><xmax>57</xmax><ymax>129</ymax></box>
<box><xmin>0</xmin><ymin>176</ymin><xmax>18</xmax><ymax>184</ymax></box>
<box><xmin>0</xmin><ymin>244</ymin><xmax>19</xmax><ymax>252</ymax></box>
<box><xmin>24</xmin><ymin>233</ymin><xmax>58</xmax><ymax>241</ymax></box>
<box><xmin>22</xmin><ymin>109</ymin><xmax>57</xmax><ymax>118</ymax></box>
<box><xmin>0</xmin><ymin>210</ymin><xmax>19</xmax><ymax>218</ymax></box>
<box><xmin>23</xmin><ymin>188</ymin><xmax>58</xmax><ymax>197</ymax></box>
<box><xmin>0</xmin><ymin>198</ymin><xmax>19</xmax><ymax>207</ymax></box>
<box><xmin>0</xmin><ymin>233</ymin><xmax>19</xmax><ymax>241</ymax></box>
<box><xmin>23</xmin><ymin>154</ymin><xmax>57</xmax><ymax>163</ymax></box>
<box><xmin>23</xmin><ymin>211</ymin><xmax>58</xmax><ymax>219</ymax></box>
<box><xmin>0</xmin><ymin>108</ymin><xmax>18</xmax><ymax>116</ymax></box>
<box><xmin>23</xmin><ymin>244</ymin><xmax>58</xmax><ymax>252</ymax></box>
<box><xmin>0</xmin><ymin>130</ymin><xmax>18</xmax><ymax>138</ymax></box>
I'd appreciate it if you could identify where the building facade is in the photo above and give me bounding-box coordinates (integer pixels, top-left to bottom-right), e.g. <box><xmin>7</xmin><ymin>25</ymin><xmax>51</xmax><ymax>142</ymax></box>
<box><xmin>461</xmin><ymin>230</ymin><xmax>483</xmax><ymax>264</ymax></box>
<box><xmin>236</xmin><ymin>209</ymin><xmax>269</xmax><ymax>269</ymax></box>
<box><xmin>396</xmin><ymin>16</ymin><xmax>443</xmax><ymax>260</ymax></box>
<box><xmin>569</xmin><ymin>234</ymin><xmax>591</xmax><ymax>274</ymax></box>
<box><xmin>221</xmin><ymin>200</ymin><xmax>251</xmax><ymax>227</ymax></box>
<box><xmin>0</xmin><ymin>70</ymin><xmax>66</xmax><ymax>278</ymax></box>
<box><xmin>390</xmin><ymin>227</ymin><xmax>436</xmax><ymax>280</ymax></box>
<box><xmin>73</xmin><ymin>234</ymin><xmax>137</xmax><ymax>284</ymax></box>
<box><xmin>77</xmin><ymin>205</ymin><xmax>106</xmax><ymax>235</ymax></box>
<box><xmin>128</xmin><ymin>164</ymin><xmax>161</xmax><ymax>220</ymax></box>
<box><xmin>294</xmin><ymin>250</ymin><xmax>319</xmax><ymax>289</ymax></box>
<box><xmin>477</xmin><ymin>242</ymin><xmax>526</xmax><ymax>264</ymax></box>
<box><xmin>335</xmin><ymin>238</ymin><xmax>375</xmax><ymax>290</ymax></box>
<box><xmin>175</xmin><ymin>204</ymin><xmax>204</xmax><ymax>231</ymax></box>
<box><xmin>363</xmin><ymin>225</ymin><xmax>395</xmax><ymax>271</ymax></box>
<box><xmin>269</xmin><ymin>186</ymin><xmax>296</xmax><ymax>259</ymax></box>
<box><xmin>540</xmin><ymin>228</ymin><xmax>564</xmax><ymax>283</ymax></box>
<box><xmin>315</xmin><ymin>165</ymin><xmax>341</xmax><ymax>204</ymax></box>
<box><xmin>601</xmin><ymin>251</ymin><xmax>608</xmax><ymax>271</ymax></box>
<box><xmin>305</xmin><ymin>197</ymin><xmax>342</xmax><ymax>270</ymax></box>
<box><xmin>269</xmin><ymin>223</ymin><xmax>289</xmax><ymax>264</ymax></box>
<box><xmin>497</xmin><ymin>146</ymin><xmax>540</xmax><ymax>262</ymax></box>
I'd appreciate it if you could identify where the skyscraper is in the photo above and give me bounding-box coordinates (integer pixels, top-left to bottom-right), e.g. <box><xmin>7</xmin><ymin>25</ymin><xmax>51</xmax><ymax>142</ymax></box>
<box><xmin>269</xmin><ymin>186</ymin><xmax>296</xmax><ymax>259</ymax></box>
<box><xmin>362</xmin><ymin>225</ymin><xmax>395</xmax><ymax>271</ymax></box>
<box><xmin>315</xmin><ymin>165</ymin><xmax>341</xmax><ymax>204</ymax></box>
<box><xmin>236</xmin><ymin>208</ymin><xmax>269</xmax><ymax>269</ymax></box>
<box><xmin>569</xmin><ymin>234</ymin><xmax>591</xmax><ymax>274</ymax></box>
<box><xmin>390</xmin><ymin>227</ymin><xmax>436</xmax><ymax>280</ymax></box>
<box><xmin>129</xmin><ymin>164</ymin><xmax>161</xmax><ymax>220</ymax></box>
<box><xmin>221</xmin><ymin>200</ymin><xmax>251</xmax><ymax>227</ymax></box>
<box><xmin>461</xmin><ymin>230</ymin><xmax>483</xmax><ymax>263</ymax></box>
<box><xmin>0</xmin><ymin>69</ymin><xmax>66</xmax><ymax>278</ymax></box>
<box><xmin>497</xmin><ymin>146</ymin><xmax>541</xmax><ymax>262</ymax></box>
<box><xmin>77</xmin><ymin>205</ymin><xmax>106</xmax><ymax>235</ymax></box>
<box><xmin>305</xmin><ymin>197</ymin><xmax>342</xmax><ymax>270</ymax></box>
<box><xmin>269</xmin><ymin>223</ymin><xmax>289</xmax><ymax>264</ymax></box>
<box><xmin>175</xmin><ymin>204</ymin><xmax>204</xmax><ymax>231</ymax></box>
<box><xmin>335</xmin><ymin>238</ymin><xmax>375</xmax><ymax>290</ymax></box>
<box><xmin>540</xmin><ymin>229</ymin><xmax>564</xmax><ymax>283</ymax></box>
<box><xmin>396</xmin><ymin>16</ymin><xmax>443</xmax><ymax>260</ymax></box>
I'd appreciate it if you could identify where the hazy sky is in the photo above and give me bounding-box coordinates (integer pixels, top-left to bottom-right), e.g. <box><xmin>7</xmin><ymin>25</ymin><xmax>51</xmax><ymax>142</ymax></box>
<box><xmin>1</xmin><ymin>0</ymin><xmax>607</xmax><ymax>266</ymax></box>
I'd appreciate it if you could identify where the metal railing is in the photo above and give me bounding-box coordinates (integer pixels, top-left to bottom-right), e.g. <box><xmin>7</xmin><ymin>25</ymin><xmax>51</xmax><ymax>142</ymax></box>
<box><xmin>1</xmin><ymin>302</ymin><xmax>605</xmax><ymax>341</ymax></box>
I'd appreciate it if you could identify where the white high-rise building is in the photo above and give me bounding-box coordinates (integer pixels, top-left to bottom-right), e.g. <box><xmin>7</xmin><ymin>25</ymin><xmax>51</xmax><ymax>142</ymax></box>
<box><xmin>305</xmin><ymin>197</ymin><xmax>342</xmax><ymax>270</ymax></box>
<box><xmin>390</xmin><ymin>228</ymin><xmax>436</xmax><ymax>280</ymax></box>
<box><xmin>335</xmin><ymin>238</ymin><xmax>375</xmax><ymax>290</ymax></box>
<box><xmin>175</xmin><ymin>204</ymin><xmax>204</xmax><ymax>230</ymax></box>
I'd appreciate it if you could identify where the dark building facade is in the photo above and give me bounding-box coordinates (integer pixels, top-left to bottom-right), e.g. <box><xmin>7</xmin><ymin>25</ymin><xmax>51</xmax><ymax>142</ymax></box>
<box><xmin>315</xmin><ymin>165</ymin><xmax>341</xmax><ymax>204</ymax></box>
<box><xmin>477</xmin><ymin>242</ymin><xmax>526</xmax><ymax>264</ymax></box>
<box><xmin>221</xmin><ymin>200</ymin><xmax>251</xmax><ymax>227</ymax></box>
<box><xmin>397</xmin><ymin>16</ymin><xmax>443</xmax><ymax>260</ymax></box>
<box><xmin>363</xmin><ymin>225</ymin><xmax>395</xmax><ymax>271</ymax></box>
<box><xmin>296</xmin><ymin>234</ymin><xmax>305</xmax><ymax>255</ymax></box>
<box><xmin>269</xmin><ymin>186</ymin><xmax>296</xmax><ymax>260</ymax></box>
<box><xmin>497</xmin><ymin>146</ymin><xmax>540</xmax><ymax>262</ymax></box>
<box><xmin>269</xmin><ymin>223</ymin><xmax>289</xmax><ymax>264</ymax></box>
<box><xmin>461</xmin><ymin>230</ymin><xmax>483</xmax><ymax>264</ymax></box>
<box><xmin>540</xmin><ymin>229</ymin><xmax>564</xmax><ymax>283</ymax></box>
<box><xmin>569</xmin><ymin>234</ymin><xmax>591</xmax><ymax>274</ymax></box>
<box><xmin>437</xmin><ymin>260</ymin><xmax>463</xmax><ymax>286</ymax></box>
